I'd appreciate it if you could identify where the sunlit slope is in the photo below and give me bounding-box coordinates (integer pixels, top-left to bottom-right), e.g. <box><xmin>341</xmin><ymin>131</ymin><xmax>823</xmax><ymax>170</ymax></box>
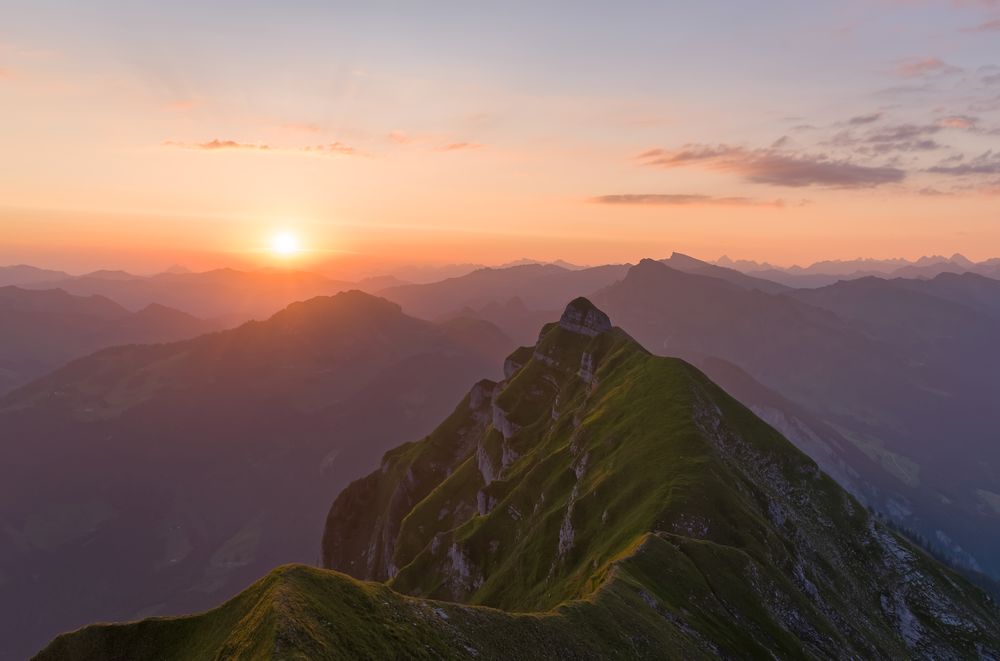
<box><xmin>39</xmin><ymin>299</ymin><xmax>1000</xmax><ymax>659</ymax></box>
<box><xmin>324</xmin><ymin>298</ymin><xmax>999</xmax><ymax>657</ymax></box>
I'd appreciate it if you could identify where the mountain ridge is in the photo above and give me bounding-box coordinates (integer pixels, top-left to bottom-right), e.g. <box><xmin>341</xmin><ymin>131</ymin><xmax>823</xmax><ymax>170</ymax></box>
<box><xmin>0</xmin><ymin>290</ymin><xmax>515</xmax><ymax>660</ymax></box>
<box><xmin>37</xmin><ymin>297</ymin><xmax>998</xmax><ymax>659</ymax></box>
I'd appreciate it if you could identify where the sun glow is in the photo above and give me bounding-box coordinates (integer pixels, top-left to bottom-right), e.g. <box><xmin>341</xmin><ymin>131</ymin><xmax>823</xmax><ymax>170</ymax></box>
<box><xmin>269</xmin><ymin>231</ymin><xmax>301</xmax><ymax>257</ymax></box>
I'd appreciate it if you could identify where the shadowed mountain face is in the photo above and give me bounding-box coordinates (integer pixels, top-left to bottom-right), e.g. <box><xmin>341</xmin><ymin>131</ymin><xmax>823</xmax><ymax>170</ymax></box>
<box><xmin>383</xmin><ymin>255</ymin><xmax>787</xmax><ymax>346</ymax></box>
<box><xmin>39</xmin><ymin>299</ymin><xmax>998</xmax><ymax>659</ymax></box>
<box><xmin>0</xmin><ymin>286</ymin><xmax>228</xmax><ymax>395</ymax></box>
<box><xmin>735</xmin><ymin>254</ymin><xmax>1000</xmax><ymax>289</ymax></box>
<box><xmin>0</xmin><ymin>291</ymin><xmax>513</xmax><ymax>661</ymax></box>
<box><xmin>593</xmin><ymin>259</ymin><xmax>1000</xmax><ymax>582</ymax></box>
<box><xmin>378</xmin><ymin>263</ymin><xmax>631</xmax><ymax>320</ymax></box>
<box><xmin>660</xmin><ymin>252</ymin><xmax>790</xmax><ymax>294</ymax></box>
<box><xmin>20</xmin><ymin>268</ymin><xmax>358</xmax><ymax>319</ymax></box>
<box><xmin>0</xmin><ymin>265</ymin><xmax>72</xmax><ymax>287</ymax></box>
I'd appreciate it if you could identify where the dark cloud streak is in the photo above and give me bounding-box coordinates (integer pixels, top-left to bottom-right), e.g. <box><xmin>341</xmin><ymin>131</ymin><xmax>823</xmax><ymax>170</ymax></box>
<box><xmin>592</xmin><ymin>194</ymin><xmax>785</xmax><ymax>208</ymax></box>
<box><xmin>638</xmin><ymin>144</ymin><xmax>906</xmax><ymax>188</ymax></box>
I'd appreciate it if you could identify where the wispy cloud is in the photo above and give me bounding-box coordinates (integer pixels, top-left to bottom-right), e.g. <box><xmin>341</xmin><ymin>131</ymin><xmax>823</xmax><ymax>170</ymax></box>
<box><xmin>937</xmin><ymin>115</ymin><xmax>978</xmax><ymax>129</ymax></box>
<box><xmin>165</xmin><ymin>139</ymin><xmax>270</xmax><ymax>151</ymax></box>
<box><xmin>638</xmin><ymin>144</ymin><xmax>906</xmax><ymax>188</ymax></box>
<box><xmin>592</xmin><ymin>194</ymin><xmax>786</xmax><ymax>208</ymax></box>
<box><xmin>848</xmin><ymin>112</ymin><xmax>883</xmax><ymax>125</ymax></box>
<box><xmin>830</xmin><ymin>123</ymin><xmax>944</xmax><ymax>154</ymax></box>
<box><xmin>163</xmin><ymin>139</ymin><xmax>358</xmax><ymax>156</ymax></box>
<box><xmin>895</xmin><ymin>57</ymin><xmax>961</xmax><ymax>77</ymax></box>
<box><xmin>918</xmin><ymin>186</ymin><xmax>954</xmax><ymax>196</ymax></box>
<box><xmin>928</xmin><ymin>150</ymin><xmax>1000</xmax><ymax>175</ymax></box>
<box><xmin>302</xmin><ymin>142</ymin><xmax>357</xmax><ymax>155</ymax></box>
<box><xmin>436</xmin><ymin>141</ymin><xmax>483</xmax><ymax>152</ymax></box>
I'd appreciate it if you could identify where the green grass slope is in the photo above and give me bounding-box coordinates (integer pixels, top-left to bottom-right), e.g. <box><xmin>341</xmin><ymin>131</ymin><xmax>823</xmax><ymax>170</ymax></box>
<box><xmin>324</xmin><ymin>297</ymin><xmax>1000</xmax><ymax>658</ymax></box>
<box><xmin>35</xmin><ymin>564</ymin><xmax>716</xmax><ymax>661</ymax></box>
<box><xmin>38</xmin><ymin>299</ymin><xmax>1000</xmax><ymax>659</ymax></box>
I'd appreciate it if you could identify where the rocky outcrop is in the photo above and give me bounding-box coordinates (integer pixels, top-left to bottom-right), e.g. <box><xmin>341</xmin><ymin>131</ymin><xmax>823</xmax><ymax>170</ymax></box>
<box><xmin>558</xmin><ymin>297</ymin><xmax>611</xmax><ymax>336</ymax></box>
<box><xmin>322</xmin><ymin>300</ymin><xmax>1000</xmax><ymax>658</ymax></box>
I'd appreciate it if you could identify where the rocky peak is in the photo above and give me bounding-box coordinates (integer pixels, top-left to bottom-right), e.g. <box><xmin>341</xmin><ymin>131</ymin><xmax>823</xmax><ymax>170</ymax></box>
<box><xmin>558</xmin><ymin>297</ymin><xmax>612</xmax><ymax>337</ymax></box>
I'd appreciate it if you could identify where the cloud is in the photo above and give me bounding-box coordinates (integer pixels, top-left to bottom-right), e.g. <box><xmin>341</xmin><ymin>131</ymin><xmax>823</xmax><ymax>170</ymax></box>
<box><xmin>848</xmin><ymin>112</ymin><xmax>883</xmax><ymax>125</ymax></box>
<box><xmin>895</xmin><ymin>57</ymin><xmax>961</xmax><ymax>77</ymax></box>
<box><xmin>164</xmin><ymin>139</ymin><xmax>358</xmax><ymax>156</ymax></box>
<box><xmin>165</xmin><ymin>139</ymin><xmax>270</xmax><ymax>151</ymax></box>
<box><xmin>825</xmin><ymin>120</ymin><xmax>978</xmax><ymax>154</ymax></box>
<box><xmin>928</xmin><ymin>150</ymin><xmax>1000</xmax><ymax>175</ymax></box>
<box><xmin>303</xmin><ymin>142</ymin><xmax>357</xmax><ymax>155</ymax></box>
<box><xmin>638</xmin><ymin>144</ymin><xmax>906</xmax><ymax>188</ymax></box>
<box><xmin>918</xmin><ymin>186</ymin><xmax>953</xmax><ymax>196</ymax></box>
<box><xmin>936</xmin><ymin>115</ymin><xmax>978</xmax><ymax>129</ymax></box>
<box><xmin>830</xmin><ymin>123</ymin><xmax>945</xmax><ymax>156</ymax></box>
<box><xmin>591</xmin><ymin>194</ymin><xmax>786</xmax><ymax>208</ymax></box>
<box><xmin>436</xmin><ymin>142</ymin><xmax>483</xmax><ymax>151</ymax></box>
<box><xmin>962</xmin><ymin>17</ymin><xmax>1000</xmax><ymax>31</ymax></box>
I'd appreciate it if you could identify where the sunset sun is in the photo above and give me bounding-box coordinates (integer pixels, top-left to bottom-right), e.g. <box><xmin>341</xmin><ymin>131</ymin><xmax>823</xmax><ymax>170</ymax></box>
<box><xmin>269</xmin><ymin>231</ymin><xmax>301</xmax><ymax>257</ymax></box>
<box><xmin>6</xmin><ymin>1</ymin><xmax>1000</xmax><ymax>657</ymax></box>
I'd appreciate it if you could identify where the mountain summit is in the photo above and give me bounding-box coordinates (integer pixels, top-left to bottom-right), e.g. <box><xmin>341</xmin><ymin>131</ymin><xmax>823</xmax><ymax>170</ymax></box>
<box><xmin>558</xmin><ymin>296</ymin><xmax>612</xmax><ymax>336</ymax></box>
<box><xmin>39</xmin><ymin>299</ymin><xmax>1000</xmax><ymax>659</ymax></box>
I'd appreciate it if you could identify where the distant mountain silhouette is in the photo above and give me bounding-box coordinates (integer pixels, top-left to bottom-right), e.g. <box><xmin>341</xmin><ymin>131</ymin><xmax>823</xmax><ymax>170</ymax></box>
<box><xmin>0</xmin><ymin>265</ymin><xmax>72</xmax><ymax>287</ymax></box>
<box><xmin>439</xmin><ymin>296</ymin><xmax>557</xmax><ymax>346</ymax></box>
<box><xmin>721</xmin><ymin>253</ymin><xmax>1000</xmax><ymax>288</ymax></box>
<box><xmin>21</xmin><ymin>267</ymin><xmax>358</xmax><ymax>319</ymax></box>
<box><xmin>0</xmin><ymin>286</ymin><xmax>227</xmax><ymax>394</ymax></box>
<box><xmin>41</xmin><ymin>299</ymin><xmax>999</xmax><ymax>658</ymax></box>
<box><xmin>378</xmin><ymin>262</ymin><xmax>630</xmax><ymax>320</ymax></box>
<box><xmin>661</xmin><ymin>252</ymin><xmax>790</xmax><ymax>294</ymax></box>
<box><xmin>594</xmin><ymin>259</ymin><xmax>1000</xmax><ymax>583</ymax></box>
<box><xmin>0</xmin><ymin>291</ymin><xmax>513</xmax><ymax>660</ymax></box>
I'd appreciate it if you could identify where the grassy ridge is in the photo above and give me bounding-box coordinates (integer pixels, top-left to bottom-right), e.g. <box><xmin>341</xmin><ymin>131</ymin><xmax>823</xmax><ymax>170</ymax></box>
<box><xmin>39</xmin><ymin>300</ymin><xmax>1000</xmax><ymax>659</ymax></box>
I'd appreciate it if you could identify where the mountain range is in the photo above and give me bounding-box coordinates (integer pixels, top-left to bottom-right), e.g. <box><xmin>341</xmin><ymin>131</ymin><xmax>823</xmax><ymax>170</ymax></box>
<box><xmin>13</xmin><ymin>268</ymin><xmax>360</xmax><ymax>320</ymax></box>
<box><xmin>0</xmin><ymin>286</ymin><xmax>228</xmax><ymax>395</ymax></box>
<box><xmin>0</xmin><ymin>291</ymin><xmax>513</xmax><ymax>660</ymax></box>
<box><xmin>718</xmin><ymin>253</ymin><xmax>1000</xmax><ymax>288</ymax></box>
<box><xmin>39</xmin><ymin>299</ymin><xmax>1000</xmax><ymax>659</ymax></box>
<box><xmin>592</xmin><ymin>259</ymin><xmax>1000</xmax><ymax>583</ymax></box>
<box><xmin>366</xmin><ymin>256</ymin><xmax>1000</xmax><ymax>583</ymax></box>
<box><xmin>5</xmin><ymin>254</ymin><xmax>1000</xmax><ymax>658</ymax></box>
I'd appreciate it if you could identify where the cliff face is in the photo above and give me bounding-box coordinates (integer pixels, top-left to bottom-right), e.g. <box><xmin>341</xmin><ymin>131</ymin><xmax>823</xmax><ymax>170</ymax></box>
<box><xmin>38</xmin><ymin>298</ymin><xmax>1000</xmax><ymax>659</ymax></box>
<box><xmin>323</xmin><ymin>298</ymin><xmax>1000</xmax><ymax>658</ymax></box>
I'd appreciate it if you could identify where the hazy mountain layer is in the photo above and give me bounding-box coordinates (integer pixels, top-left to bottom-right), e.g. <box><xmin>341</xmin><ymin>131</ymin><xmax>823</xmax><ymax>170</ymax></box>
<box><xmin>0</xmin><ymin>291</ymin><xmax>512</xmax><ymax>660</ymax></box>
<box><xmin>20</xmin><ymin>267</ymin><xmax>358</xmax><ymax>319</ymax></box>
<box><xmin>586</xmin><ymin>260</ymin><xmax>1000</xmax><ymax>582</ymax></box>
<box><xmin>40</xmin><ymin>299</ymin><xmax>998</xmax><ymax>659</ymax></box>
<box><xmin>379</xmin><ymin>263</ymin><xmax>630</xmax><ymax>320</ymax></box>
<box><xmin>0</xmin><ymin>286</ymin><xmax>227</xmax><ymax>394</ymax></box>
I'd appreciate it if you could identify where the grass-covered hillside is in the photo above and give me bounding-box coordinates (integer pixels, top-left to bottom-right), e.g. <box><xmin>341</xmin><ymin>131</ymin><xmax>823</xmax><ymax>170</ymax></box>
<box><xmin>324</xmin><ymin>297</ymin><xmax>1000</xmax><ymax>657</ymax></box>
<box><xmin>38</xmin><ymin>299</ymin><xmax>1000</xmax><ymax>659</ymax></box>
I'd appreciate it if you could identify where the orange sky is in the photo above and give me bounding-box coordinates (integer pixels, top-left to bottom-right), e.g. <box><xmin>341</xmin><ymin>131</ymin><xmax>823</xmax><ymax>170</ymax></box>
<box><xmin>2</xmin><ymin>1</ymin><xmax>999</xmax><ymax>276</ymax></box>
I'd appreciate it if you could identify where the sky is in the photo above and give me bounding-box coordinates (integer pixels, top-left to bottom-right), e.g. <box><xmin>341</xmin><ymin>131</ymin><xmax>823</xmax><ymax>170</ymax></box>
<box><xmin>1</xmin><ymin>0</ymin><xmax>999</xmax><ymax>275</ymax></box>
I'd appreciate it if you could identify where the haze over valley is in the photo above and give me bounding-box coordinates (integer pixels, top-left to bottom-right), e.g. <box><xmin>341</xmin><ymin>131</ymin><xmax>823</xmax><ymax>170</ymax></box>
<box><xmin>4</xmin><ymin>1</ymin><xmax>1000</xmax><ymax>658</ymax></box>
